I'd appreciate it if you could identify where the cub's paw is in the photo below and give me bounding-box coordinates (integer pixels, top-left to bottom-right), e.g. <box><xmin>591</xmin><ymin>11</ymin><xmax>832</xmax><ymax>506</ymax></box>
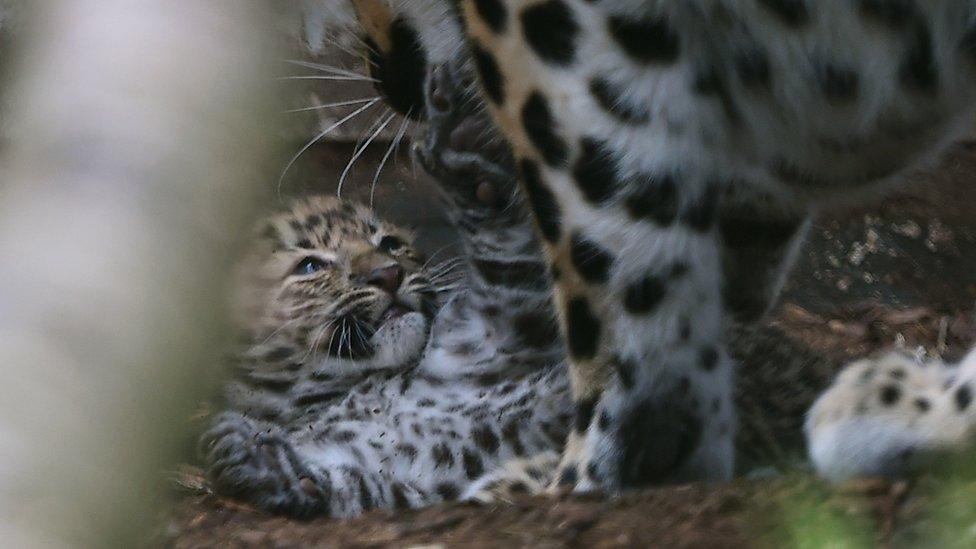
<box><xmin>806</xmin><ymin>350</ymin><xmax>976</xmax><ymax>483</ymax></box>
<box><xmin>413</xmin><ymin>62</ymin><xmax>517</xmax><ymax>213</ymax></box>
<box><xmin>462</xmin><ymin>451</ymin><xmax>559</xmax><ymax>504</ymax></box>
<box><xmin>198</xmin><ymin>411</ymin><xmax>328</xmax><ymax>518</ymax></box>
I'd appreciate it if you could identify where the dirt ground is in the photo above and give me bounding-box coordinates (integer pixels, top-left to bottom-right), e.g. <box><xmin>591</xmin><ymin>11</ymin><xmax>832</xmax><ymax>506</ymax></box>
<box><xmin>161</xmin><ymin>474</ymin><xmax>958</xmax><ymax>548</ymax></box>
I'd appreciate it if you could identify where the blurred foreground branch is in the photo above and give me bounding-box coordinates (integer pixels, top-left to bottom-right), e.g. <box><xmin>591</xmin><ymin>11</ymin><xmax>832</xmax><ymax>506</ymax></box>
<box><xmin>0</xmin><ymin>2</ymin><xmax>279</xmax><ymax>545</ymax></box>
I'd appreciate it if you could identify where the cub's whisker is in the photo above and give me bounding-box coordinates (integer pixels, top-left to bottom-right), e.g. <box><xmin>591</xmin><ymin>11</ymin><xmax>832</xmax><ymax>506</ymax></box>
<box><xmin>421</xmin><ymin>245</ymin><xmax>459</xmax><ymax>270</ymax></box>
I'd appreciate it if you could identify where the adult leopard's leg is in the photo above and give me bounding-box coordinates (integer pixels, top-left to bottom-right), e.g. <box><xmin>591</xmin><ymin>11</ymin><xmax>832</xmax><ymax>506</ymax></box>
<box><xmin>458</xmin><ymin>1</ymin><xmax>739</xmax><ymax>489</ymax></box>
<box><xmin>718</xmin><ymin>187</ymin><xmax>811</xmax><ymax>324</ymax></box>
<box><xmin>457</xmin><ymin>0</ymin><xmax>976</xmax><ymax>492</ymax></box>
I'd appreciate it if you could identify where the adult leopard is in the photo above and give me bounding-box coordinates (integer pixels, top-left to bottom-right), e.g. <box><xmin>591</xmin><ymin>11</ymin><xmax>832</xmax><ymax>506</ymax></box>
<box><xmin>347</xmin><ymin>0</ymin><xmax>976</xmax><ymax>492</ymax></box>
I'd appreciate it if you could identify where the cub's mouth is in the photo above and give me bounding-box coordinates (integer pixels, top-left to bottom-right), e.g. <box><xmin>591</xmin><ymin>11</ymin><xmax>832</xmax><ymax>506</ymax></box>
<box><xmin>325</xmin><ymin>314</ymin><xmax>377</xmax><ymax>360</ymax></box>
<box><xmin>324</xmin><ymin>296</ymin><xmax>431</xmax><ymax>362</ymax></box>
<box><xmin>380</xmin><ymin>302</ymin><xmax>413</xmax><ymax>322</ymax></box>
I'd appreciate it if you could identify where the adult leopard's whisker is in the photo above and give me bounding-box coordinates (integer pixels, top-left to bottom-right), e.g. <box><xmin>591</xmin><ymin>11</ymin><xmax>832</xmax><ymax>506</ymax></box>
<box><xmin>278</xmin><ymin>97</ymin><xmax>380</xmax><ymax>195</ymax></box>
<box><xmin>370</xmin><ymin>112</ymin><xmax>411</xmax><ymax>208</ymax></box>
<box><xmin>323</xmin><ymin>30</ymin><xmax>375</xmax><ymax>64</ymax></box>
<box><xmin>337</xmin><ymin>110</ymin><xmax>396</xmax><ymax>198</ymax></box>
<box><xmin>284</xmin><ymin>97</ymin><xmax>378</xmax><ymax>114</ymax></box>
<box><xmin>277</xmin><ymin>74</ymin><xmax>378</xmax><ymax>83</ymax></box>
<box><xmin>283</xmin><ymin>59</ymin><xmax>369</xmax><ymax>80</ymax></box>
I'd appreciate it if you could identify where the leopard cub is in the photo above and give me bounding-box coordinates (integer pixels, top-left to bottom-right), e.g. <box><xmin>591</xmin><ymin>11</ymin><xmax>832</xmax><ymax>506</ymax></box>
<box><xmin>199</xmin><ymin>76</ymin><xmax>575</xmax><ymax>517</ymax></box>
<box><xmin>223</xmin><ymin>196</ymin><xmax>437</xmax><ymax>424</ymax></box>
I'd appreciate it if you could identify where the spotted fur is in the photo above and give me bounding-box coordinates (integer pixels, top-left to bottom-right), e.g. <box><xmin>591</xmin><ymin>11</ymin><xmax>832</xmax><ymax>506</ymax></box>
<box><xmin>808</xmin><ymin>349</ymin><xmax>976</xmax><ymax>482</ymax></box>
<box><xmin>345</xmin><ymin>0</ymin><xmax>976</xmax><ymax>493</ymax></box>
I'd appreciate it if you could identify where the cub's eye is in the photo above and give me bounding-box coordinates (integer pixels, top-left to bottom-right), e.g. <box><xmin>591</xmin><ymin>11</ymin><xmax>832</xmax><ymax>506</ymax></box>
<box><xmin>378</xmin><ymin>235</ymin><xmax>404</xmax><ymax>253</ymax></box>
<box><xmin>292</xmin><ymin>256</ymin><xmax>330</xmax><ymax>276</ymax></box>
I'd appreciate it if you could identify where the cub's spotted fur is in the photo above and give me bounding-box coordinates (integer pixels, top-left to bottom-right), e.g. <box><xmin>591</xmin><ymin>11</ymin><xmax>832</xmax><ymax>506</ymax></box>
<box><xmin>202</xmin><ymin>190</ymin><xmax>572</xmax><ymax>517</ymax></box>
<box><xmin>200</xmin><ymin>79</ymin><xmax>572</xmax><ymax>517</ymax></box>
<box><xmin>344</xmin><ymin>0</ymin><xmax>976</xmax><ymax>492</ymax></box>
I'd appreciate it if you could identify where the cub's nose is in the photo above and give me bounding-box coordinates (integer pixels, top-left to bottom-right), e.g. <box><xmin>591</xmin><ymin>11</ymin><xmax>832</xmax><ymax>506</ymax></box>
<box><xmin>366</xmin><ymin>264</ymin><xmax>404</xmax><ymax>295</ymax></box>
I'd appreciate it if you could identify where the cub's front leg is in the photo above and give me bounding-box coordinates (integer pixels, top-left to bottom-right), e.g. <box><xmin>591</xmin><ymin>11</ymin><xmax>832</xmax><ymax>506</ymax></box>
<box><xmin>199</xmin><ymin>411</ymin><xmax>328</xmax><ymax>517</ymax></box>
<box><xmin>415</xmin><ymin>61</ymin><xmax>563</xmax><ymax>376</ymax></box>
<box><xmin>200</xmin><ymin>411</ymin><xmax>430</xmax><ymax>518</ymax></box>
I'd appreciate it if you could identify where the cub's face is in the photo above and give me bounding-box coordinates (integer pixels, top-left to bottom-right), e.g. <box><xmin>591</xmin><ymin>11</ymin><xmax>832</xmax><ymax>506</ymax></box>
<box><xmin>237</xmin><ymin>196</ymin><xmax>439</xmax><ymax>373</ymax></box>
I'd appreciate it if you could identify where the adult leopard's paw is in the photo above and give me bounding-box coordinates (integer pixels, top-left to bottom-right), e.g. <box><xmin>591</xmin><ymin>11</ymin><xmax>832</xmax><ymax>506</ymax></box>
<box><xmin>806</xmin><ymin>350</ymin><xmax>976</xmax><ymax>483</ymax></box>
